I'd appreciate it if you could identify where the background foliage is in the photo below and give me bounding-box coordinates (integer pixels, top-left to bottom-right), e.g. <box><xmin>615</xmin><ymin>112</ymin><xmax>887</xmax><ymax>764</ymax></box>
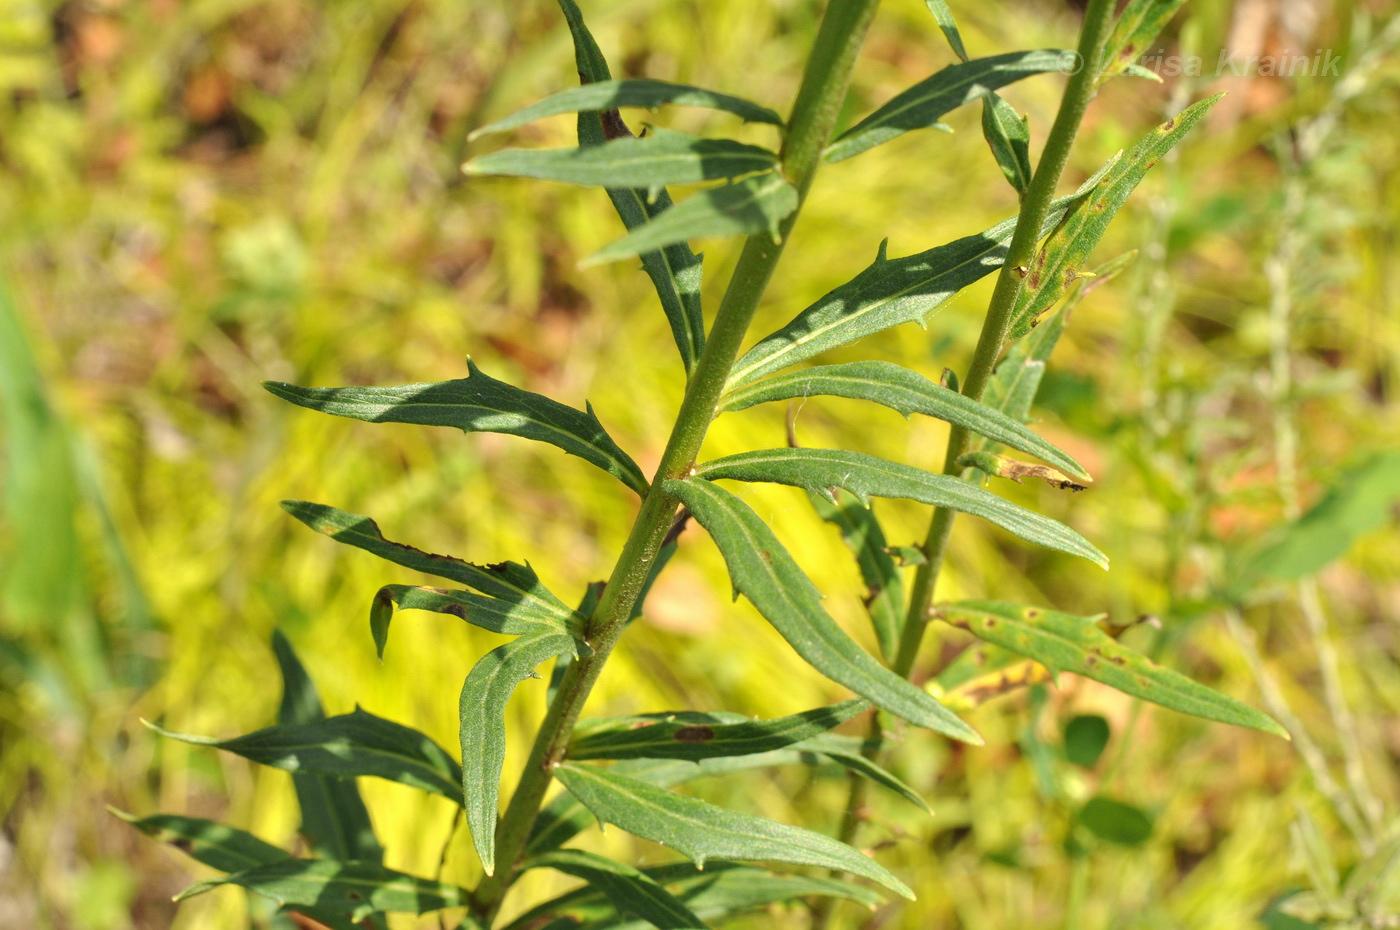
<box><xmin>0</xmin><ymin>0</ymin><xmax>1397</xmax><ymax>926</ymax></box>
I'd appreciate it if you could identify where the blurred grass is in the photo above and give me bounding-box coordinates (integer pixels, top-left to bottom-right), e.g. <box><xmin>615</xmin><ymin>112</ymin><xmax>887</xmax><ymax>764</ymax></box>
<box><xmin>0</xmin><ymin>0</ymin><xmax>1397</xmax><ymax>927</ymax></box>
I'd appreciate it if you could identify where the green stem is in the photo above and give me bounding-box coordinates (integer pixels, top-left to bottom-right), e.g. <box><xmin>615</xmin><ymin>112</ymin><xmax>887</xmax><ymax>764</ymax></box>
<box><xmin>468</xmin><ymin>2</ymin><xmax>881</xmax><ymax>922</ymax></box>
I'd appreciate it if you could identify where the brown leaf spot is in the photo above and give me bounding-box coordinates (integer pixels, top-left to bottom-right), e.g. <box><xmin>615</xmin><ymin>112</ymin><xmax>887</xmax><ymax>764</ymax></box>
<box><xmin>674</xmin><ymin>725</ymin><xmax>716</xmax><ymax>743</ymax></box>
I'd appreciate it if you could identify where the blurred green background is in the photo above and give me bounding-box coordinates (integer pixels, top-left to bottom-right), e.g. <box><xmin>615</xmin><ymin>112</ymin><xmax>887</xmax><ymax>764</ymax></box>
<box><xmin>1</xmin><ymin>0</ymin><xmax>1397</xmax><ymax>926</ymax></box>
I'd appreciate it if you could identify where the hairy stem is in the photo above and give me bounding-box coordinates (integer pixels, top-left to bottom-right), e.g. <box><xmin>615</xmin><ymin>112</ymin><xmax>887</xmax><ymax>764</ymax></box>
<box><xmin>468</xmin><ymin>1</ymin><xmax>882</xmax><ymax>921</ymax></box>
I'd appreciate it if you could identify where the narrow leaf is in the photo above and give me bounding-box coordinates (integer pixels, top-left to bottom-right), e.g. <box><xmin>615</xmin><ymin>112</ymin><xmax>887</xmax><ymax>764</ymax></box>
<box><xmin>1097</xmin><ymin>0</ymin><xmax>1190</xmax><ymax>84</ymax></box>
<box><xmin>114</xmin><ymin>811</ymin><xmax>289</xmax><ymax>874</ymax></box>
<box><xmin>568</xmin><ymin>700</ymin><xmax>867</xmax><ymax>761</ymax></box>
<box><xmin>824</xmin><ymin>50</ymin><xmax>1076</xmax><ymax>163</ymax></box>
<box><xmin>524</xmin><ymin>849</ymin><xmax>707</xmax><ymax>929</ymax></box>
<box><xmin>371</xmin><ymin>584</ymin><xmax>573</xmax><ymax>660</ymax></box>
<box><xmin>808</xmin><ymin>489</ymin><xmax>904</xmax><ymax>661</ymax></box>
<box><xmin>1008</xmin><ymin>95</ymin><xmax>1222</xmax><ymax>339</ymax></box>
<box><xmin>721</xmin><ymin>360</ymin><xmax>1090</xmax><ymax>481</ymax></box>
<box><xmin>925</xmin><ymin>0</ymin><xmax>970</xmax><ymax>61</ymax></box>
<box><xmin>666</xmin><ymin>477</ymin><xmax>980</xmax><ymax>743</ymax></box>
<box><xmin>281</xmin><ymin>500</ymin><xmax>578</xmax><ymax>629</ymax></box>
<box><xmin>934</xmin><ymin>601</ymin><xmax>1288</xmax><ymax>737</ymax></box>
<box><xmin>694</xmin><ymin>449</ymin><xmax>1107</xmax><ymax>567</ymax></box>
<box><xmin>558</xmin><ymin>0</ymin><xmax>705</xmax><ymax>375</ymax></box>
<box><xmin>272</xmin><ymin>631</ymin><xmax>384</xmax><ymax>864</ymax></box>
<box><xmin>555</xmin><ymin>763</ymin><xmax>914</xmax><ymax>898</ymax></box>
<box><xmin>586</xmin><ymin>173</ymin><xmax>799</xmax><ymax>266</ymax></box>
<box><xmin>150</xmin><ymin>708</ymin><xmax>466</xmax><ymax>805</ymax></box>
<box><xmin>727</xmin><ymin>202</ymin><xmax>1072</xmax><ymax>386</ymax></box>
<box><xmin>266</xmin><ymin>359</ymin><xmax>648</xmax><ymax>496</ymax></box>
<box><xmin>927</xmin><ymin>642</ymin><xmax>1050</xmax><ymax>712</ymax></box>
<box><xmin>175</xmin><ymin>859</ymin><xmax>470</xmax><ymax>921</ymax></box>
<box><xmin>796</xmin><ymin>734</ymin><xmax>929</xmax><ymax>812</ymax></box>
<box><xmin>461</xmin><ymin>633</ymin><xmax>576</xmax><ymax>875</ymax></box>
<box><xmin>981</xmin><ymin>92</ymin><xmax>1032</xmax><ymax>197</ymax></box>
<box><xmin>469</xmin><ymin>79</ymin><xmax>783</xmax><ymax>141</ymax></box>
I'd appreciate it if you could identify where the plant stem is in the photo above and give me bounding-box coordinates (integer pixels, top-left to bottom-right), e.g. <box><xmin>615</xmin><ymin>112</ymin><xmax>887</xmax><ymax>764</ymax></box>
<box><xmin>468</xmin><ymin>2</ymin><xmax>881</xmax><ymax>922</ymax></box>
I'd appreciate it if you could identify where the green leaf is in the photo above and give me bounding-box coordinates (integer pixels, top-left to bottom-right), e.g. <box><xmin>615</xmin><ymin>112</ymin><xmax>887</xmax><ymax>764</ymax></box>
<box><xmin>150</xmin><ymin>707</ymin><xmax>466</xmax><ymax>805</ymax></box>
<box><xmin>1096</xmin><ymin>0</ymin><xmax>1190</xmax><ymax>84</ymax></box>
<box><xmin>1007</xmin><ymin>95</ymin><xmax>1222</xmax><ymax>339</ymax></box>
<box><xmin>727</xmin><ymin>203</ymin><xmax>1072</xmax><ymax>386</ymax></box>
<box><xmin>1078</xmin><ymin>796</ymin><xmax>1154</xmax><ymax>846</ymax></box>
<box><xmin>281</xmin><ymin>501</ymin><xmax>579</xmax><ymax>630</ymax></box>
<box><xmin>666</xmin><ymin>477</ymin><xmax>979</xmax><ymax>743</ymax></box>
<box><xmin>557</xmin><ymin>0</ymin><xmax>706</xmax><ymax>376</ymax></box>
<box><xmin>113</xmin><ymin>811</ymin><xmax>289</xmax><ymax>874</ymax></box>
<box><xmin>795</xmin><ymin>733</ymin><xmax>928</xmax><ymax>812</ymax></box>
<box><xmin>460</xmin><ymin>632</ymin><xmax>576</xmax><ymax>875</ymax></box>
<box><xmin>808</xmin><ymin>488</ymin><xmax>904</xmax><ymax>662</ymax></box>
<box><xmin>175</xmin><ymin>859</ymin><xmax>470</xmax><ymax>921</ymax></box>
<box><xmin>981</xmin><ymin>92</ymin><xmax>1032</xmax><ymax>197</ymax></box>
<box><xmin>933</xmin><ymin>601</ymin><xmax>1288</xmax><ymax>737</ymax></box>
<box><xmin>371</xmin><ymin>584</ymin><xmax>574</xmax><ymax>661</ymax></box>
<box><xmin>585</xmin><ymin>173</ymin><xmax>799</xmax><ymax>267</ymax></box>
<box><xmin>720</xmin><ymin>360</ymin><xmax>1090</xmax><ymax>481</ymax></box>
<box><xmin>567</xmin><ymin>700</ymin><xmax>867</xmax><ymax>762</ymax></box>
<box><xmin>468</xmin><ymin>79</ymin><xmax>783</xmax><ymax>141</ymax></box>
<box><xmin>524</xmin><ymin>849</ymin><xmax>707</xmax><ymax>929</ymax></box>
<box><xmin>266</xmin><ymin>359</ymin><xmax>647</xmax><ymax>496</ymax></box>
<box><xmin>465</xmin><ymin>130</ymin><xmax>778</xmax><ymax>189</ymax></box>
<box><xmin>1231</xmin><ymin>451</ymin><xmax>1400</xmax><ymax>594</ymax></box>
<box><xmin>271</xmin><ymin>631</ymin><xmax>384</xmax><ymax>864</ymax></box>
<box><xmin>555</xmin><ymin>763</ymin><xmax>914</xmax><ymax>899</ymax></box>
<box><xmin>824</xmin><ymin>50</ymin><xmax>1076</xmax><ymax>163</ymax></box>
<box><xmin>1063</xmin><ymin>714</ymin><xmax>1110</xmax><ymax>767</ymax></box>
<box><xmin>694</xmin><ymin>449</ymin><xmax>1107</xmax><ymax>567</ymax></box>
<box><xmin>924</xmin><ymin>0</ymin><xmax>969</xmax><ymax>61</ymax></box>
<box><xmin>927</xmin><ymin>642</ymin><xmax>1050</xmax><ymax>712</ymax></box>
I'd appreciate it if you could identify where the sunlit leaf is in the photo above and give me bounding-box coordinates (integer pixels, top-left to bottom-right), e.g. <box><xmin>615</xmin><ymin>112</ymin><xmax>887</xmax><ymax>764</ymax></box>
<box><xmin>150</xmin><ymin>707</ymin><xmax>466</xmax><ymax>805</ymax></box>
<box><xmin>1007</xmin><ymin>95</ymin><xmax>1222</xmax><ymax>339</ymax></box>
<box><xmin>666</xmin><ymin>477</ymin><xmax>980</xmax><ymax>742</ymax></box>
<box><xmin>113</xmin><ymin>811</ymin><xmax>288</xmax><ymax>874</ymax></box>
<box><xmin>981</xmin><ymin>92</ymin><xmax>1032</xmax><ymax>197</ymax></box>
<box><xmin>555</xmin><ymin>763</ymin><xmax>914</xmax><ymax>899</ymax></box>
<box><xmin>585</xmin><ymin>173</ymin><xmax>799</xmax><ymax>266</ymax></box>
<box><xmin>1097</xmin><ymin>0</ymin><xmax>1190</xmax><ymax>84</ymax></box>
<box><xmin>824</xmin><ymin>50</ymin><xmax>1076</xmax><ymax>163</ymax></box>
<box><xmin>808</xmin><ymin>488</ymin><xmax>904</xmax><ymax>661</ymax></box>
<box><xmin>694</xmin><ymin>449</ymin><xmax>1106</xmax><ymax>567</ymax></box>
<box><xmin>721</xmin><ymin>360</ymin><xmax>1090</xmax><ymax>481</ymax></box>
<box><xmin>469</xmin><ymin>79</ymin><xmax>783</xmax><ymax>141</ymax></box>
<box><xmin>567</xmin><ymin>700</ymin><xmax>866</xmax><ymax>761</ymax></box>
<box><xmin>371</xmin><ymin>584</ymin><xmax>574</xmax><ymax>660</ymax></box>
<box><xmin>927</xmin><ymin>643</ymin><xmax>1050</xmax><ymax>712</ymax></box>
<box><xmin>282</xmin><ymin>501</ymin><xmax>578</xmax><ymax>630</ymax></box>
<box><xmin>175</xmin><ymin>859</ymin><xmax>470</xmax><ymax>921</ymax></box>
<box><xmin>934</xmin><ymin>601</ymin><xmax>1287</xmax><ymax>737</ymax></box>
<box><xmin>524</xmin><ymin>849</ymin><xmax>707</xmax><ymax>929</ymax></box>
<box><xmin>796</xmin><ymin>733</ymin><xmax>928</xmax><ymax>811</ymax></box>
<box><xmin>924</xmin><ymin>0</ymin><xmax>969</xmax><ymax>61</ymax></box>
<box><xmin>461</xmin><ymin>632</ymin><xmax>576</xmax><ymax>875</ymax></box>
<box><xmin>266</xmin><ymin>359</ymin><xmax>648</xmax><ymax>496</ymax></box>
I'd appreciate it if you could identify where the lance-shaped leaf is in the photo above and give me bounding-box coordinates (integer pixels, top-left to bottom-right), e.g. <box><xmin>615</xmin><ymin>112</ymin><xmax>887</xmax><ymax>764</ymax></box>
<box><xmin>933</xmin><ymin>601</ymin><xmax>1288</xmax><ymax>737</ymax></box>
<box><xmin>558</xmin><ymin>0</ymin><xmax>705</xmax><ymax>375</ymax></box>
<box><xmin>469</xmin><ymin>79</ymin><xmax>783</xmax><ymax>141</ymax></box>
<box><xmin>981</xmin><ymin>92</ymin><xmax>1032</xmax><ymax>197</ymax></box>
<box><xmin>114</xmin><ymin>811</ymin><xmax>289</xmax><ymax>874</ymax></box>
<box><xmin>465</xmin><ymin>130</ymin><xmax>778</xmax><ymax>189</ymax></box>
<box><xmin>371</xmin><ymin>584</ymin><xmax>576</xmax><ymax>661</ymax></box>
<box><xmin>666</xmin><ymin>477</ymin><xmax>980</xmax><ymax>742</ymax></box>
<box><xmin>1008</xmin><ymin>95</ymin><xmax>1222</xmax><ymax>339</ymax></box>
<box><xmin>925</xmin><ymin>0</ymin><xmax>969</xmax><ymax>61</ymax></box>
<box><xmin>721</xmin><ymin>360</ymin><xmax>1090</xmax><ymax>481</ymax></box>
<box><xmin>175</xmin><ymin>859</ymin><xmax>470</xmax><ymax>921</ymax></box>
<box><xmin>567</xmin><ymin>699</ymin><xmax>866</xmax><ymax>761</ymax></box>
<box><xmin>927</xmin><ymin>643</ymin><xmax>1050</xmax><ymax>713</ymax></box>
<box><xmin>727</xmin><ymin>203</ymin><xmax>1072</xmax><ymax>386</ymax></box>
<box><xmin>808</xmin><ymin>488</ymin><xmax>904</xmax><ymax>662</ymax></box>
<box><xmin>282</xmin><ymin>501</ymin><xmax>578</xmax><ymax>630</ymax></box>
<box><xmin>555</xmin><ymin>763</ymin><xmax>914</xmax><ymax>899</ymax></box>
<box><xmin>149</xmin><ymin>707</ymin><xmax>466</xmax><ymax>805</ymax></box>
<box><xmin>1097</xmin><ymin>0</ymin><xmax>1190</xmax><ymax>84</ymax></box>
<box><xmin>824</xmin><ymin>50</ymin><xmax>1076</xmax><ymax>163</ymax></box>
<box><xmin>501</xmin><ymin>861</ymin><xmax>883</xmax><ymax>930</ymax></box>
<box><xmin>798</xmin><ymin>733</ymin><xmax>928</xmax><ymax>812</ymax></box>
<box><xmin>586</xmin><ymin>173</ymin><xmax>798</xmax><ymax>267</ymax></box>
<box><xmin>266</xmin><ymin>359</ymin><xmax>647</xmax><ymax>496</ymax></box>
<box><xmin>694</xmin><ymin>449</ymin><xmax>1107</xmax><ymax>567</ymax></box>
<box><xmin>272</xmin><ymin>631</ymin><xmax>385</xmax><ymax>864</ymax></box>
<box><xmin>524</xmin><ymin>849</ymin><xmax>707</xmax><ymax>929</ymax></box>
<box><xmin>461</xmin><ymin>633</ymin><xmax>576</xmax><ymax>875</ymax></box>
